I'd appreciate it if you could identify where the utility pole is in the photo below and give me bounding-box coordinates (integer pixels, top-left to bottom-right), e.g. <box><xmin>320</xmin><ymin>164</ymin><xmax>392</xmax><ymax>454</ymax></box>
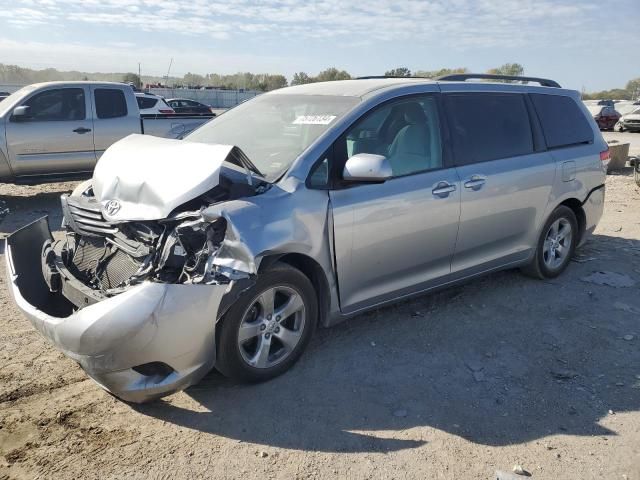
<box><xmin>138</xmin><ymin>62</ymin><xmax>141</xmax><ymax>89</ymax></box>
<box><xmin>165</xmin><ymin>58</ymin><xmax>173</xmax><ymax>87</ymax></box>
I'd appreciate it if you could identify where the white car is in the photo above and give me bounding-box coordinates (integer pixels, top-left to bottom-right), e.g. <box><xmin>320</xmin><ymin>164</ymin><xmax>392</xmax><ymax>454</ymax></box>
<box><xmin>135</xmin><ymin>92</ymin><xmax>175</xmax><ymax>115</ymax></box>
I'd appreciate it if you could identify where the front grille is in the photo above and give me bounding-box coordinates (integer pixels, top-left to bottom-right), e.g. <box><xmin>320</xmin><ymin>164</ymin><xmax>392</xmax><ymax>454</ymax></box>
<box><xmin>61</xmin><ymin>195</ymin><xmax>152</xmax><ymax>291</ymax></box>
<box><xmin>61</xmin><ymin>195</ymin><xmax>117</xmax><ymax>237</ymax></box>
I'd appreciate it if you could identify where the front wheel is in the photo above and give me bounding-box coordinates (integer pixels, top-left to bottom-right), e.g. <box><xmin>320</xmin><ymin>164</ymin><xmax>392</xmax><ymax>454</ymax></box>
<box><xmin>216</xmin><ymin>263</ymin><xmax>317</xmax><ymax>382</ymax></box>
<box><xmin>521</xmin><ymin>206</ymin><xmax>578</xmax><ymax>279</ymax></box>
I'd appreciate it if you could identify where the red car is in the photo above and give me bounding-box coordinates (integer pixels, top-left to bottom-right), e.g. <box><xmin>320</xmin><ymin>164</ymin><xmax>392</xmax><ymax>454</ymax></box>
<box><xmin>586</xmin><ymin>105</ymin><xmax>621</xmax><ymax>130</ymax></box>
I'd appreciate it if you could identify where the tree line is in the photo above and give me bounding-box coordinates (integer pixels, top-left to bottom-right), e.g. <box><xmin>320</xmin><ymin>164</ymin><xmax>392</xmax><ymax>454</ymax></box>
<box><xmin>582</xmin><ymin>78</ymin><xmax>640</xmax><ymax>101</ymax></box>
<box><xmin>1</xmin><ymin>62</ymin><xmax>637</xmax><ymax>99</ymax></box>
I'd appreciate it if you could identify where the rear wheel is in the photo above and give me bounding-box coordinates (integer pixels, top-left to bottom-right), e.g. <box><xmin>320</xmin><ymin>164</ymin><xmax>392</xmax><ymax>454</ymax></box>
<box><xmin>216</xmin><ymin>263</ymin><xmax>317</xmax><ymax>382</ymax></box>
<box><xmin>521</xmin><ymin>206</ymin><xmax>578</xmax><ymax>279</ymax></box>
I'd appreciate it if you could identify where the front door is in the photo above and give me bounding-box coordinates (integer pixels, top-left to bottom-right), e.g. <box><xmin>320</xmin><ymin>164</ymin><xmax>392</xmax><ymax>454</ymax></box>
<box><xmin>5</xmin><ymin>86</ymin><xmax>95</xmax><ymax>177</ymax></box>
<box><xmin>329</xmin><ymin>94</ymin><xmax>461</xmax><ymax>313</ymax></box>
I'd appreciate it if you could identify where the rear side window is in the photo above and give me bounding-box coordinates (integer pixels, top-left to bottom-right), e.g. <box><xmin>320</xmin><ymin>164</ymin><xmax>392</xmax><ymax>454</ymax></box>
<box><xmin>95</xmin><ymin>89</ymin><xmax>127</xmax><ymax>119</ymax></box>
<box><xmin>137</xmin><ymin>96</ymin><xmax>158</xmax><ymax>109</ymax></box>
<box><xmin>530</xmin><ymin>94</ymin><xmax>593</xmax><ymax>149</ymax></box>
<box><xmin>446</xmin><ymin>93</ymin><xmax>533</xmax><ymax>165</ymax></box>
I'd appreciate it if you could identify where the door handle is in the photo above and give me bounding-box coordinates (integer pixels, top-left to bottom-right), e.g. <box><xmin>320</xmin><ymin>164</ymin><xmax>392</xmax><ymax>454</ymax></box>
<box><xmin>432</xmin><ymin>181</ymin><xmax>457</xmax><ymax>197</ymax></box>
<box><xmin>73</xmin><ymin>127</ymin><xmax>92</xmax><ymax>134</ymax></box>
<box><xmin>464</xmin><ymin>175</ymin><xmax>486</xmax><ymax>190</ymax></box>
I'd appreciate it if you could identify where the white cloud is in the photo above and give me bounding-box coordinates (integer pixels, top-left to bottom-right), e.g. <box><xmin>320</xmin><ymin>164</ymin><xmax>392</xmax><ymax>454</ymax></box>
<box><xmin>1</xmin><ymin>0</ymin><xmax>637</xmax><ymax>88</ymax></box>
<box><xmin>0</xmin><ymin>0</ymin><xmax>611</xmax><ymax>46</ymax></box>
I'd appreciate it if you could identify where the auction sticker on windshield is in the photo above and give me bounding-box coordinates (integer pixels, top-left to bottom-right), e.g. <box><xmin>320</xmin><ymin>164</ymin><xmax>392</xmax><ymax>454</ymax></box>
<box><xmin>293</xmin><ymin>115</ymin><xmax>337</xmax><ymax>125</ymax></box>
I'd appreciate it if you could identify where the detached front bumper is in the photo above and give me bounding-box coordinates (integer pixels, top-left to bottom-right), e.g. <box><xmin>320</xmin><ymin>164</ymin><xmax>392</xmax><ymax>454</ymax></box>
<box><xmin>5</xmin><ymin>217</ymin><xmax>231</xmax><ymax>403</ymax></box>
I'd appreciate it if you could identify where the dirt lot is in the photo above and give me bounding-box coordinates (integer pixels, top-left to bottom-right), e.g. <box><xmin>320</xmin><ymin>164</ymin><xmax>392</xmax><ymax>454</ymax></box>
<box><xmin>1</xmin><ymin>138</ymin><xmax>639</xmax><ymax>479</ymax></box>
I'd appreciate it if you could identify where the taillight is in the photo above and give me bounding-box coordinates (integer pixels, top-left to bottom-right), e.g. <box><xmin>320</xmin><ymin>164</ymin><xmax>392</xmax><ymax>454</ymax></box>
<box><xmin>600</xmin><ymin>148</ymin><xmax>611</xmax><ymax>169</ymax></box>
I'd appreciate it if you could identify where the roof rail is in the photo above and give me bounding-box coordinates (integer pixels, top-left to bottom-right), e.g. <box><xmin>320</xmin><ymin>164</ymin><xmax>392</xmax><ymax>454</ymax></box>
<box><xmin>356</xmin><ymin>75</ymin><xmax>431</xmax><ymax>80</ymax></box>
<box><xmin>437</xmin><ymin>73</ymin><xmax>561</xmax><ymax>88</ymax></box>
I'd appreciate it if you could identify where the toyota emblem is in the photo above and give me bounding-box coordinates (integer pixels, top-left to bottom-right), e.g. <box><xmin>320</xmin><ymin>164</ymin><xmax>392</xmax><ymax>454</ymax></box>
<box><xmin>104</xmin><ymin>200</ymin><xmax>121</xmax><ymax>216</ymax></box>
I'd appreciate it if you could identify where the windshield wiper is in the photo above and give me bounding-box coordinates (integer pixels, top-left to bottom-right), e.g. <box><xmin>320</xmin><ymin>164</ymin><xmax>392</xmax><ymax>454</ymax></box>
<box><xmin>226</xmin><ymin>146</ymin><xmax>264</xmax><ymax>185</ymax></box>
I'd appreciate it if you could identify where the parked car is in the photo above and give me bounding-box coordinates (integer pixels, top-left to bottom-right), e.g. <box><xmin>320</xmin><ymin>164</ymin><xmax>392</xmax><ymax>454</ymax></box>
<box><xmin>586</xmin><ymin>104</ymin><xmax>621</xmax><ymax>130</ymax></box>
<box><xmin>0</xmin><ymin>82</ymin><xmax>210</xmax><ymax>184</ymax></box>
<box><xmin>613</xmin><ymin>101</ymin><xmax>638</xmax><ymax>116</ymax></box>
<box><xmin>0</xmin><ymin>91</ymin><xmax>10</xmax><ymax>102</ymax></box>
<box><xmin>6</xmin><ymin>75</ymin><xmax>606</xmax><ymax>402</ymax></box>
<box><xmin>166</xmin><ymin>98</ymin><xmax>216</xmax><ymax>116</ymax></box>
<box><xmin>616</xmin><ymin>106</ymin><xmax>640</xmax><ymax>132</ymax></box>
<box><xmin>135</xmin><ymin>92</ymin><xmax>175</xmax><ymax>115</ymax></box>
<box><xmin>584</xmin><ymin>99</ymin><xmax>615</xmax><ymax>107</ymax></box>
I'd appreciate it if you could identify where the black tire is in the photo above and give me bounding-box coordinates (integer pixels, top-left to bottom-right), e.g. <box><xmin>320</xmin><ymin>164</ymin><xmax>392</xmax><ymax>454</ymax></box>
<box><xmin>521</xmin><ymin>206</ymin><xmax>578</xmax><ymax>279</ymax></box>
<box><xmin>216</xmin><ymin>263</ymin><xmax>317</xmax><ymax>382</ymax></box>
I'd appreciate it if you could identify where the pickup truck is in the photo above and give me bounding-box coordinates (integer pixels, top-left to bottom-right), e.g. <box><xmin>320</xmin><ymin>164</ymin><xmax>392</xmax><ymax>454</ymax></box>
<box><xmin>0</xmin><ymin>81</ymin><xmax>212</xmax><ymax>184</ymax></box>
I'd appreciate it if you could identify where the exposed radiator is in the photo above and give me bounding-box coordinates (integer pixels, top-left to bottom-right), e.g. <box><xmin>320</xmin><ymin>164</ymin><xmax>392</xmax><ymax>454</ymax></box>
<box><xmin>70</xmin><ymin>236</ymin><xmax>142</xmax><ymax>290</ymax></box>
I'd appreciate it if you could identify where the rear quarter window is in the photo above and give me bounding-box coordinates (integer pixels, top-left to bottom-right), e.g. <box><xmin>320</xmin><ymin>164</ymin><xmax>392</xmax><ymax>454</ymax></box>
<box><xmin>446</xmin><ymin>93</ymin><xmax>534</xmax><ymax>165</ymax></box>
<box><xmin>95</xmin><ymin>89</ymin><xmax>127</xmax><ymax>119</ymax></box>
<box><xmin>530</xmin><ymin>94</ymin><xmax>593</xmax><ymax>149</ymax></box>
<box><xmin>137</xmin><ymin>96</ymin><xmax>158</xmax><ymax>109</ymax></box>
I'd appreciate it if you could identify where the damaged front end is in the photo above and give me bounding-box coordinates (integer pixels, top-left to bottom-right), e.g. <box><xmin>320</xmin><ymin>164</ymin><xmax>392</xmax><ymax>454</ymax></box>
<box><xmin>5</xmin><ymin>137</ymin><xmax>268</xmax><ymax>403</ymax></box>
<box><xmin>51</xmin><ymin>190</ymin><xmax>235</xmax><ymax>305</ymax></box>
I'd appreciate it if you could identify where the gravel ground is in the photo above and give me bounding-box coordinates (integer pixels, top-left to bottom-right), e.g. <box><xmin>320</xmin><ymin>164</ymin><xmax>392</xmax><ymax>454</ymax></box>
<box><xmin>0</xmin><ymin>143</ymin><xmax>639</xmax><ymax>479</ymax></box>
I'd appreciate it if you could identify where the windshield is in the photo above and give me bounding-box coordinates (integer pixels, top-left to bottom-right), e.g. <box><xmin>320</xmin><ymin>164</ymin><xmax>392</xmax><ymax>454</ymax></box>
<box><xmin>0</xmin><ymin>85</ymin><xmax>38</xmax><ymax>116</ymax></box>
<box><xmin>184</xmin><ymin>93</ymin><xmax>360</xmax><ymax>181</ymax></box>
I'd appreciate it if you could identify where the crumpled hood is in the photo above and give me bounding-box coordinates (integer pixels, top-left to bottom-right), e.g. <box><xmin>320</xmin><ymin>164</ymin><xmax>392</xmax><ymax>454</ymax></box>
<box><xmin>623</xmin><ymin>113</ymin><xmax>640</xmax><ymax>121</ymax></box>
<box><xmin>93</xmin><ymin>134</ymin><xmax>233</xmax><ymax>222</ymax></box>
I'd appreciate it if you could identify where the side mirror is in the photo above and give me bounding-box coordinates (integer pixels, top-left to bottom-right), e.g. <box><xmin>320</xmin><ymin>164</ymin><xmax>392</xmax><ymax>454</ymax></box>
<box><xmin>343</xmin><ymin>153</ymin><xmax>392</xmax><ymax>183</ymax></box>
<box><xmin>11</xmin><ymin>105</ymin><xmax>30</xmax><ymax>120</ymax></box>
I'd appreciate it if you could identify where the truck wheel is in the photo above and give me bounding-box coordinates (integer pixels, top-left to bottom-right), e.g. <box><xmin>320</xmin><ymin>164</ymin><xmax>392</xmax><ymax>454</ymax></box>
<box><xmin>521</xmin><ymin>206</ymin><xmax>578</xmax><ymax>279</ymax></box>
<box><xmin>216</xmin><ymin>263</ymin><xmax>317</xmax><ymax>382</ymax></box>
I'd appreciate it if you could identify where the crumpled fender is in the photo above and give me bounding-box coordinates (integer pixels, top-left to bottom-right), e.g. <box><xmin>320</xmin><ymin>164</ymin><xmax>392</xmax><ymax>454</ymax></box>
<box><xmin>202</xmin><ymin>176</ymin><xmax>333</xmax><ymax>276</ymax></box>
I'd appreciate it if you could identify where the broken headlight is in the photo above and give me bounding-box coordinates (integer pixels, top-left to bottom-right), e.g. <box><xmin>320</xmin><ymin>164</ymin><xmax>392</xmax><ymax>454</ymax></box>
<box><xmin>156</xmin><ymin>216</ymin><xmax>227</xmax><ymax>284</ymax></box>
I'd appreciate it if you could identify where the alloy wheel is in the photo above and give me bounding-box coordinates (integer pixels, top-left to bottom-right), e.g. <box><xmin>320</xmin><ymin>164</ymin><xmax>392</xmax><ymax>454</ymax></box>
<box><xmin>237</xmin><ymin>286</ymin><xmax>306</xmax><ymax>369</ymax></box>
<box><xmin>542</xmin><ymin>218</ymin><xmax>572</xmax><ymax>270</ymax></box>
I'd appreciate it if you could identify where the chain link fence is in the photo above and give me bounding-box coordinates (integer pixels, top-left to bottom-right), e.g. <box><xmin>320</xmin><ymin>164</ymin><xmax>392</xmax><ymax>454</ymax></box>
<box><xmin>148</xmin><ymin>88</ymin><xmax>261</xmax><ymax>108</ymax></box>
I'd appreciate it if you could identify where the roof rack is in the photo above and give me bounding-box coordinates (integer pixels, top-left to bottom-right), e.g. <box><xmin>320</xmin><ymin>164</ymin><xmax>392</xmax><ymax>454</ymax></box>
<box><xmin>356</xmin><ymin>75</ymin><xmax>430</xmax><ymax>80</ymax></box>
<box><xmin>437</xmin><ymin>73</ymin><xmax>561</xmax><ymax>88</ymax></box>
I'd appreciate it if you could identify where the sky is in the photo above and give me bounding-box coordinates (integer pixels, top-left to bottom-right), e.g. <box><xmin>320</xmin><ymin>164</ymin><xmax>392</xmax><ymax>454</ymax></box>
<box><xmin>0</xmin><ymin>0</ymin><xmax>638</xmax><ymax>91</ymax></box>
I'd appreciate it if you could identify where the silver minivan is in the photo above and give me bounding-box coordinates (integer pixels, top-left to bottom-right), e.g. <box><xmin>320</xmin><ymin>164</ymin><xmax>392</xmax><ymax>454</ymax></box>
<box><xmin>6</xmin><ymin>75</ymin><xmax>607</xmax><ymax>402</ymax></box>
